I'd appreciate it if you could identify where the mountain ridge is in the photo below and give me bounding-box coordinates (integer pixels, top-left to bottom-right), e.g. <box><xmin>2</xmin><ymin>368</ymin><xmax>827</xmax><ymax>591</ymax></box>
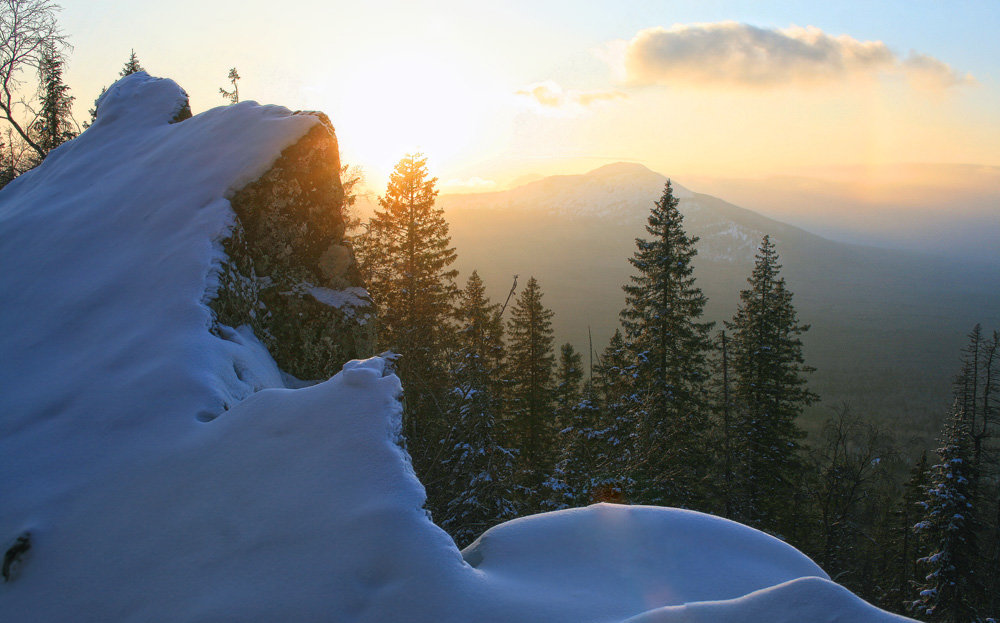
<box><xmin>436</xmin><ymin>162</ymin><xmax>1000</xmax><ymax>441</ymax></box>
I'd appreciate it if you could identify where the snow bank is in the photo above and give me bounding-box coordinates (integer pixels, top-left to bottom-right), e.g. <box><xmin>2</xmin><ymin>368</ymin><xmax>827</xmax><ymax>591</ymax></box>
<box><xmin>624</xmin><ymin>576</ymin><xmax>914</xmax><ymax>623</ymax></box>
<box><xmin>0</xmin><ymin>73</ymin><xmax>912</xmax><ymax>621</ymax></box>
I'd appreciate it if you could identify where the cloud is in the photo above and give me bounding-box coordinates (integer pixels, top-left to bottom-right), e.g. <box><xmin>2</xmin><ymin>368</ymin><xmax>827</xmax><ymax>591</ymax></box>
<box><xmin>902</xmin><ymin>52</ymin><xmax>976</xmax><ymax>90</ymax></box>
<box><xmin>515</xmin><ymin>81</ymin><xmax>628</xmax><ymax>109</ymax></box>
<box><xmin>616</xmin><ymin>22</ymin><xmax>972</xmax><ymax>90</ymax></box>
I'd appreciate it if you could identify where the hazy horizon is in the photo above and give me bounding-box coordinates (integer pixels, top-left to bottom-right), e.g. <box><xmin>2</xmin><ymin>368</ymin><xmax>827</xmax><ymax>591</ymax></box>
<box><xmin>61</xmin><ymin>1</ymin><xmax>1000</xmax><ymax>220</ymax></box>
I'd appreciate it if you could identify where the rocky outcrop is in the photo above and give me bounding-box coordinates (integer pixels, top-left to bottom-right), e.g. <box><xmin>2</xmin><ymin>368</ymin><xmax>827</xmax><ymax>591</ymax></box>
<box><xmin>211</xmin><ymin>112</ymin><xmax>374</xmax><ymax>380</ymax></box>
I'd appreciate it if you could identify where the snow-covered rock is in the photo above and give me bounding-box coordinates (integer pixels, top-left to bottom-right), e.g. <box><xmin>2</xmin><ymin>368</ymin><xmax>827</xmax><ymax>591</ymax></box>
<box><xmin>0</xmin><ymin>74</ymin><xmax>912</xmax><ymax>622</ymax></box>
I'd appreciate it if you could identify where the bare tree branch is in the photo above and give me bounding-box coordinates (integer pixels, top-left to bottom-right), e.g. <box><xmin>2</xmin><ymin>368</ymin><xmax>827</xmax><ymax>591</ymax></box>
<box><xmin>0</xmin><ymin>0</ymin><xmax>68</xmax><ymax>159</ymax></box>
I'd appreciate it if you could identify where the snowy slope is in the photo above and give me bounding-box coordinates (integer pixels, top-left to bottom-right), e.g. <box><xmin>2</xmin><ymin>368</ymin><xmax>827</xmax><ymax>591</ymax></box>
<box><xmin>0</xmin><ymin>74</ymin><xmax>911</xmax><ymax>621</ymax></box>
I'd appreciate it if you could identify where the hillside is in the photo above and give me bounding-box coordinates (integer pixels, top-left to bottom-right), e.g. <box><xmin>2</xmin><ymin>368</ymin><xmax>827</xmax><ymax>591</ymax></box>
<box><xmin>439</xmin><ymin>163</ymin><xmax>1000</xmax><ymax>442</ymax></box>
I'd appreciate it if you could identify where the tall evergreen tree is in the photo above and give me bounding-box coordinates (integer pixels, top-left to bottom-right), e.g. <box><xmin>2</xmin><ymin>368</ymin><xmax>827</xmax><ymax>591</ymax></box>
<box><xmin>709</xmin><ymin>329</ymin><xmax>738</xmax><ymax>517</ymax></box>
<box><xmin>437</xmin><ymin>271</ymin><xmax>517</xmax><ymax>547</ymax></box>
<box><xmin>355</xmin><ymin>153</ymin><xmax>458</xmax><ymax>486</ymax></box>
<box><xmin>543</xmin><ymin>342</ymin><xmax>587</xmax><ymax>509</ymax></box>
<box><xmin>726</xmin><ymin>234</ymin><xmax>816</xmax><ymax>533</ymax></box>
<box><xmin>883</xmin><ymin>451</ymin><xmax>930</xmax><ymax>613</ymax></box>
<box><xmin>506</xmin><ymin>276</ymin><xmax>556</xmax><ymax>501</ymax></box>
<box><xmin>620</xmin><ymin>179</ymin><xmax>714</xmax><ymax>507</ymax></box>
<box><xmin>30</xmin><ymin>44</ymin><xmax>75</xmax><ymax>155</ymax></box>
<box><xmin>912</xmin><ymin>404</ymin><xmax>983</xmax><ymax>622</ymax></box>
<box><xmin>588</xmin><ymin>329</ymin><xmax>637</xmax><ymax>502</ymax></box>
<box><xmin>553</xmin><ymin>343</ymin><xmax>584</xmax><ymax>427</ymax></box>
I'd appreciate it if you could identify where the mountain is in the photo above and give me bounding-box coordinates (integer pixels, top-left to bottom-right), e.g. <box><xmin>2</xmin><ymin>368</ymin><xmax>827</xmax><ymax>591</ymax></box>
<box><xmin>439</xmin><ymin>163</ymin><xmax>1000</xmax><ymax>442</ymax></box>
<box><xmin>0</xmin><ymin>74</ymin><xmax>911</xmax><ymax>622</ymax></box>
<box><xmin>686</xmin><ymin>164</ymin><xmax>1000</xmax><ymax>263</ymax></box>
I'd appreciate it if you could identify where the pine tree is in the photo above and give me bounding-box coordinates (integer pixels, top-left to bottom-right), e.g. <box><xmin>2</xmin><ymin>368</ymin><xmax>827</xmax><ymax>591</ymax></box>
<box><xmin>355</xmin><ymin>153</ymin><xmax>458</xmax><ymax>480</ymax></box>
<box><xmin>912</xmin><ymin>404</ymin><xmax>983</xmax><ymax>622</ymax></box>
<box><xmin>220</xmin><ymin>67</ymin><xmax>240</xmax><ymax>104</ymax></box>
<box><xmin>31</xmin><ymin>44</ymin><xmax>75</xmax><ymax>155</ymax></box>
<box><xmin>620</xmin><ymin>179</ymin><xmax>714</xmax><ymax>507</ymax></box>
<box><xmin>437</xmin><ymin>271</ymin><xmax>517</xmax><ymax>547</ymax></box>
<box><xmin>726</xmin><ymin>234</ymin><xmax>816</xmax><ymax>533</ymax></box>
<box><xmin>505</xmin><ymin>276</ymin><xmax>556</xmax><ymax>504</ymax></box>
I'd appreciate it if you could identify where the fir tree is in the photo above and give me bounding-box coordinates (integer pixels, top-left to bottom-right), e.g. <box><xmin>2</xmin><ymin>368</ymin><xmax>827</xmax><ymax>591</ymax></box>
<box><xmin>543</xmin><ymin>343</ymin><xmax>586</xmax><ymax>509</ymax></box>
<box><xmin>120</xmin><ymin>49</ymin><xmax>143</xmax><ymax>76</ymax></box>
<box><xmin>553</xmin><ymin>343</ymin><xmax>584</xmax><ymax>427</ymax></box>
<box><xmin>726</xmin><ymin>234</ymin><xmax>816</xmax><ymax>533</ymax></box>
<box><xmin>912</xmin><ymin>404</ymin><xmax>983</xmax><ymax>622</ymax></box>
<box><xmin>30</xmin><ymin>44</ymin><xmax>75</xmax><ymax>155</ymax></box>
<box><xmin>437</xmin><ymin>271</ymin><xmax>517</xmax><ymax>547</ymax></box>
<box><xmin>505</xmin><ymin>276</ymin><xmax>556</xmax><ymax>504</ymax></box>
<box><xmin>355</xmin><ymin>153</ymin><xmax>458</xmax><ymax>480</ymax></box>
<box><xmin>620</xmin><ymin>179</ymin><xmax>714</xmax><ymax>507</ymax></box>
<box><xmin>588</xmin><ymin>329</ymin><xmax>637</xmax><ymax>502</ymax></box>
<box><xmin>709</xmin><ymin>329</ymin><xmax>738</xmax><ymax>517</ymax></box>
<box><xmin>884</xmin><ymin>451</ymin><xmax>930</xmax><ymax>613</ymax></box>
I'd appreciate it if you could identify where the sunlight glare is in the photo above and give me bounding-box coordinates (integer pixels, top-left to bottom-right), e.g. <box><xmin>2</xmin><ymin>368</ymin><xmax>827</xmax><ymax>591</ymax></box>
<box><xmin>331</xmin><ymin>51</ymin><xmax>484</xmax><ymax>177</ymax></box>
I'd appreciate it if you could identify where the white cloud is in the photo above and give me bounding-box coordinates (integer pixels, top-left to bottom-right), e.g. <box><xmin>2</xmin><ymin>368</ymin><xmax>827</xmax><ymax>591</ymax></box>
<box><xmin>514</xmin><ymin>80</ymin><xmax>627</xmax><ymax>109</ymax></box>
<box><xmin>613</xmin><ymin>22</ymin><xmax>972</xmax><ymax>90</ymax></box>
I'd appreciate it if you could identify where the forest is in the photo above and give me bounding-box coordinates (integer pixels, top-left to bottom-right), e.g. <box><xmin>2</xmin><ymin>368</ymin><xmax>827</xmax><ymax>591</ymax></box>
<box><xmin>1</xmin><ymin>1</ymin><xmax>998</xmax><ymax>620</ymax></box>
<box><xmin>353</xmin><ymin>153</ymin><xmax>999</xmax><ymax>622</ymax></box>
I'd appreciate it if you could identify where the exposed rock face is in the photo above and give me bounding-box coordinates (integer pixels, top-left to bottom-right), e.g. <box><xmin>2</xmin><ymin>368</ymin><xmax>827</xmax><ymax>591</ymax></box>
<box><xmin>211</xmin><ymin>112</ymin><xmax>374</xmax><ymax>380</ymax></box>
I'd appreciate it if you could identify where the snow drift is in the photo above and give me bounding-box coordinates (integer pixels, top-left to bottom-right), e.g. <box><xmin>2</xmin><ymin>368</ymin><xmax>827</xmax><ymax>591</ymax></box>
<box><xmin>0</xmin><ymin>73</ymin><xmax>912</xmax><ymax>621</ymax></box>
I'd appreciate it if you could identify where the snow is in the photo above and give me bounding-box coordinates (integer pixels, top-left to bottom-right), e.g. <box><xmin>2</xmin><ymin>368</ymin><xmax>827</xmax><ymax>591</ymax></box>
<box><xmin>306</xmin><ymin>284</ymin><xmax>371</xmax><ymax>320</ymax></box>
<box><xmin>0</xmin><ymin>72</ymin><xmax>913</xmax><ymax>621</ymax></box>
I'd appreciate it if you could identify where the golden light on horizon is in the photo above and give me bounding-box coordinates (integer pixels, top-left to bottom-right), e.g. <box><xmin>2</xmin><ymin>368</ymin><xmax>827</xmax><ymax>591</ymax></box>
<box><xmin>328</xmin><ymin>50</ymin><xmax>493</xmax><ymax>178</ymax></box>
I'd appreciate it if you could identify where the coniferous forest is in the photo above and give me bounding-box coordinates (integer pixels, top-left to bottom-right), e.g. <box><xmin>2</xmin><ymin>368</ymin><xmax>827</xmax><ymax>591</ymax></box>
<box><xmin>2</xmin><ymin>2</ymin><xmax>999</xmax><ymax>620</ymax></box>
<box><xmin>355</xmin><ymin>154</ymin><xmax>1000</xmax><ymax>621</ymax></box>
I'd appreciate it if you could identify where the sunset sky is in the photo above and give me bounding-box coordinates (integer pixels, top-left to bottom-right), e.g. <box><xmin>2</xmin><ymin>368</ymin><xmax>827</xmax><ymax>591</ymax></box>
<box><xmin>61</xmin><ymin>1</ymin><xmax>1000</xmax><ymax>193</ymax></box>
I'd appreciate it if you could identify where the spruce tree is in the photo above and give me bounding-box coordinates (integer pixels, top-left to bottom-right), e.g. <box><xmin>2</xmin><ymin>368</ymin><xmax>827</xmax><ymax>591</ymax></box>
<box><xmin>437</xmin><ymin>271</ymin><xmax>517</xmax><ymax>547</ymax></box>
<box><xmin>726</xmin><ymin>234</ymin><xmax>816</xmax><ymax>533</ymax></box>
<box><xmin>553</xmin><ymin>343</ymin><xmax>584</xmax><ymax>427</ymax></box>
<box><xmin>120</xmin><ymin>49</ymin><xmax>143</xmax><ymax>76</ymax></box>
<box><xmin>884</xmin><ymin>451</ymin><xmax>930</xmax><ymax>613</ymax></box>
<box><xmin>356</xmin><ymin>153</ymin><xmax>458</xmax><ymax>489</ymax></box>
<box><xmin>505</xmin><ymin>276</ymin><xmax>556</xmax><ymax>504</ymax></box>
<box><xmin>620</xmin><ymin>179</ymin><xmax>714</xmax><ymax>507</ymax></box>
<box><xmin>589</xmin><ymin>329</ymin><xmax>637</xmax><ymax>502</ymax></box>
<box><xmin>709</xmin><ymin>329</ymin><xmax>738</xmax><ymax>517</ymax></box>
<box><xmin>912</xmin><ymin>404</ymin><xmax>983</xmax><ymax>622</ymax></box>
<box><xmin>544</xmin><ymin>343</ymin><xmax>586</xmax><ymax>509</ymax></box>
<box><xmin>31</xmin><ymin>44</ymin><xmax>75</xmax><ymax>155</ymax></box>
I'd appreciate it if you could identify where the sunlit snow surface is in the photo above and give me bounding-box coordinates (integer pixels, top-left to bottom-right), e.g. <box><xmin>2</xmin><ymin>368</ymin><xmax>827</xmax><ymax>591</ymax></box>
<box><xmin>0</xmin><ymin>73</ymin><xmax>912</xmax><ymax>622</ymax></box>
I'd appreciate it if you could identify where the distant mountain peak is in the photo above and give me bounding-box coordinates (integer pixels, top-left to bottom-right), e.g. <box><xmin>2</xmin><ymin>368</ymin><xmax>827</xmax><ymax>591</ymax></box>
<box><xmin>585</xmin><ymin>161</ymin><xmax>660</xmax><ymax>178</ymax></box>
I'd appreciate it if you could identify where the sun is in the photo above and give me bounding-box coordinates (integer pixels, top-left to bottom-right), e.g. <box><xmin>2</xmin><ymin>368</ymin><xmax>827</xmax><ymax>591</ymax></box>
<box><xmin>326</xmin><ymin>50</ymin><xmax>488</xmax><ymax>181</ymax></box>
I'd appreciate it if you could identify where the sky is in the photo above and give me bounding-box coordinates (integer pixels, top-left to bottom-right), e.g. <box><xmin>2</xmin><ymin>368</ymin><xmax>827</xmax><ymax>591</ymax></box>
<box><xmin>58</xmin><ymin>1</ymin><xmax>1000</xmax><ymax>194</ymax></box>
